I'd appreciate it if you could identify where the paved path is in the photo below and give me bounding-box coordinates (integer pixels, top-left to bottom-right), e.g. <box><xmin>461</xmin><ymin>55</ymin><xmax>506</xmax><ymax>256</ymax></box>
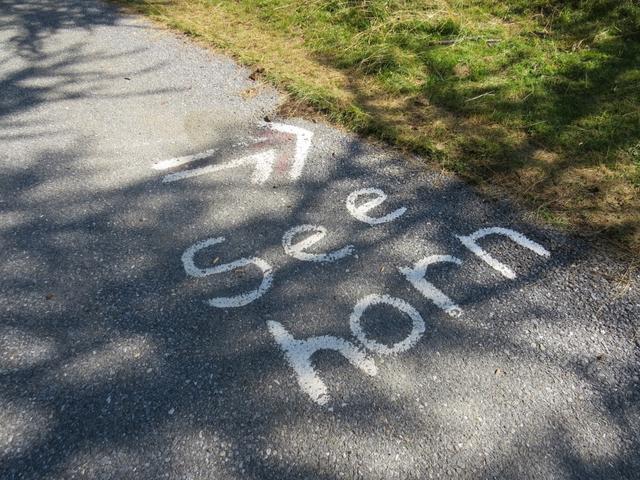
<box><xmin>1</xmin><ymin>1</ymin><xmax>639</xmax><ymax>479</ymax></box>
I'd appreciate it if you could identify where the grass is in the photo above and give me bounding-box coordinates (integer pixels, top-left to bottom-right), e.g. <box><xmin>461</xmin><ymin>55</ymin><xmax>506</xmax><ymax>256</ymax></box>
<box><xmin>116</xmin><ymin>0</ymin><xmax>640</xmax><ymax>253</ymax></box>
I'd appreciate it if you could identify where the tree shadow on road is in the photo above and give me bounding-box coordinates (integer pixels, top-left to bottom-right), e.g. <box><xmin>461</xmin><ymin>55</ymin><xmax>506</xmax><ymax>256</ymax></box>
<box><xmin>1</xmin><ymin>127</ymin><xmax>638</xmax><ymax>479</ymax></box>
<box><xmin>0</xmin><ymin>1</ymin><xmax>639</xmax><ymax>479</ymax></box>
<box><xmin>1</xmin><ymin>0</ymin><xmax>120</xmax><ymax>58</ymax></box>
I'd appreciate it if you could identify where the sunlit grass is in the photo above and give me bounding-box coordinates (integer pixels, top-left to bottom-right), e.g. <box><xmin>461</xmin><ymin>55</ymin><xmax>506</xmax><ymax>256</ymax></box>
<box><xmin>117</xmin><ymin>0</ymin><xmax>640</xmax><ymax>253</ymax></box>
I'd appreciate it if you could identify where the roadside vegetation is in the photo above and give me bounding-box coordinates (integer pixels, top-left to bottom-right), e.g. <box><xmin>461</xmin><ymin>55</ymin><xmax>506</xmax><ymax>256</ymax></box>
<box><xmin>118</xmin><ymin>0</ymin><xmax>640</xmax><ymax>253</ymax></box>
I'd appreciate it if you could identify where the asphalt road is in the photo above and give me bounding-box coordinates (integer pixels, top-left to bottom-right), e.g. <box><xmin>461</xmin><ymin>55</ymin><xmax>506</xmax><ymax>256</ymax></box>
<box><xmin>1</xmin><ymin>1</ymin><xmax>639</xmax><ymax>479</ymax></box>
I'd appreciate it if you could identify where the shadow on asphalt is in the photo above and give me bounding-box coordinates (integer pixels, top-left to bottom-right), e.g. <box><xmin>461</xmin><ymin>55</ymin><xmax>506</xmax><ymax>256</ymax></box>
<box><xmin>0</xmin><ymin>1</ymin><xmax>639</xmax><ymax>479</ymax></box>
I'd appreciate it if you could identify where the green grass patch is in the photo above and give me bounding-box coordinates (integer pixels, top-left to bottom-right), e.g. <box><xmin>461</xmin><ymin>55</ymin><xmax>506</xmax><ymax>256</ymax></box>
<box><xmin>116</xmin><ymin>0</ymin><xmax>640</xmax><ymax>253</ymax></box>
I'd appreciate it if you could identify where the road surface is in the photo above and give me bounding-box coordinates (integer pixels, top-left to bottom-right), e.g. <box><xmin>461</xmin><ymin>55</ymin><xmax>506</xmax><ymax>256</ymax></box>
<box><xmin>1</xmin><ymin>1</ymin><xmax>639</xmax><ymax>479</ymax></box>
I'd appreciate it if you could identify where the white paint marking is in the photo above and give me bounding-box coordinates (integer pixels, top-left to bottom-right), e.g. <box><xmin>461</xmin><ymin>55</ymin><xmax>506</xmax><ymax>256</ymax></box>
<box><xmin>161</xmin><ymin>150</ymin><xmax>277</xmax><ymax>184</ymax></box>
<box><xmin>154</xmin><ymin>122</ymin><xmax>312</xmax><ymax>184</ymax></box>
<box><xmin>267</xmin><ymin>122</ymin><xmax>313</xmax><ymax>179</ymax></box>
<box><xmin>346</xmin><ymin>188</ymin><xmax>406</xmax><ymax>225</ymax></box>
<box><xmin>399</xmin><ymin>255</ymin><xmax>463</xmax><ymax>317</ymax></box>
<box><xmin>152</xmin><ymin>149</ymin><xmax>218</xmax><ymax>171</ymax></box>
<box><xmin>456</xmin><ymin>227</ymin><xmax>550</xmax><ymax>279</ymax></box>
<box><xmin>267</xmin><ymin>320</ymin><xmax>377</xmax><ymax>406</ymax></box>
<box><xmin>181</xmin><ymin>237</ymin><xmax>273</xmax><ymax>308</ymax></box>
<box><xmin>282</xmin><ymin>224</ymin><xmax>355</xmax><ymax>263</ymax></box>
<box><xmin>350</xmin><ymin>294</ymin><xmax>425</xmax><ymax>355</ymax></box>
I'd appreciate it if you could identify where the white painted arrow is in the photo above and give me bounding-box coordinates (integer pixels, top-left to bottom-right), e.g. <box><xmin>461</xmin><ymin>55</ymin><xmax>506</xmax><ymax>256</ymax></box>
<box><xmin>152</xmin><ymin>122</ymin><xmax>313</xmax><ymax>184</ymax></box>
<box><xmin>265</xmin><ymin>122</ymin><xmax>313</xmax><ymax>180</ymax></box>
<box><xmin>158</xmin><ymin>150</ymin><xmax>276</xmax><ymax>184</ymax></box>
<box><xmin>152</xmin><ymin>148</ymin><xmax>219</xmax><ymax>171</ymax></box>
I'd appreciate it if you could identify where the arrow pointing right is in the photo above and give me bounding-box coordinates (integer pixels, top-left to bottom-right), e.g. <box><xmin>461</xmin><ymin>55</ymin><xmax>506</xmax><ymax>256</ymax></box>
<box><xmin>157</xmin><ymin>150</ymin><xmax>276</xmax><ymax>184</ymax></box>
<box><xmin>151</xmin><ymin>122</ymin><xmax>313</xmax><ymax>185</ymax></box>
